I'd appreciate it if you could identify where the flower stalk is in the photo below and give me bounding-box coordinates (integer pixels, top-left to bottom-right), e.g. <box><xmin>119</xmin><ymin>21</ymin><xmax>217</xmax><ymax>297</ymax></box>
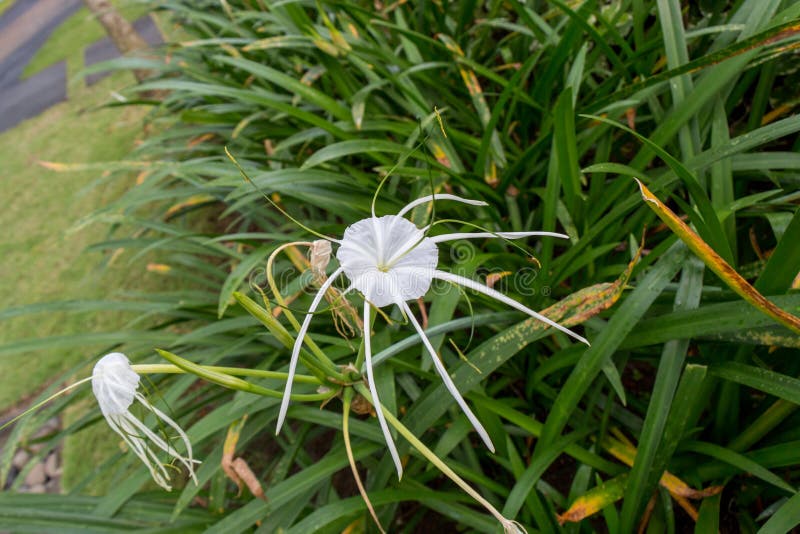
<box><xmin>233</xmin><ymin>291</ymin><xmax>343</xmax><ymax>382</ymax></box>
<box><xmin>131</xmin><ymin>363</ymin><xmax>320</xmax><ymax>384</ymax></box>
<box><xmin>342</xmin><ymin>387</ymin><xmax>386</xmax><ymax>533</ymax></box>
<box><xmin>155</xmin><ymin>349</ymin><xmax>336</xmax><ymax>402</ymax></box>
<box><xmin>354</xmin><ymin>383</ymin><xmax>527</xmax><ymax>533</ymax></box>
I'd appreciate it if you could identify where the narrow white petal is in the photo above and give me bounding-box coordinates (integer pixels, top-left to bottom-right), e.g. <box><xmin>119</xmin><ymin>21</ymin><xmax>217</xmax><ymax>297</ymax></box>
<box><xmin>145</xmin><ymin>401</ymin><xmax>198</xmax><ymax>465</ymax></box>
<box><xmin>399</xmin><ymin>301</ymin><xmax>495</xmax><ymax>452</ymax></box>
<box><xmin>396</xmin><ymin>194</ymin><xmax>488</xmax><ymax>219</ymax></box>
<box><xmin>125</xmin><ymin>410</ymin><xmax>187</xmax><ymax>468</ymax></box>
<box><xmin>138</xmin><ymin>393</ymin><xmax>200</xmax><ymax>482</ymax></box>
<box><xmin>277</xmin><ymin>267</ymin><xmax>344</xmax><ymax>433</ymax></box>
<box><xmin>115</xmin><ymin>414</ymin><xmax>172</xmax><ymax>490</ymax></box>
<box><xmin>434</xmin><ymin>271</ymin><xmax>590</xmax><ymax>345</ymax></box>
<box><xmin>430</xmin><ymin>231</ymin><xmax>569</xmax><ymax>244</ymax></box>
<box><xmin>137</xmin><ymin>432</ymin><xmax>174</xmax><ymax>488</ymax></box>
<box><xmin>363</xmin><ymin>303</ymin><xmax>404</xmax><ymax>479</ymax></box>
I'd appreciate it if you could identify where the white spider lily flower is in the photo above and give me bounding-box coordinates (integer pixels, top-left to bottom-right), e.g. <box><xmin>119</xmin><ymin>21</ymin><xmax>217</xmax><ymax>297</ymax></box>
<box><xmin>278</xmin><ymin>193</ymin><xmax>589</xmax><ymax>478</ymax></box>
<box><xmin>92</xmin><ymin>352</ymin><xmax>199</xmax><ymax>491</ymax></box>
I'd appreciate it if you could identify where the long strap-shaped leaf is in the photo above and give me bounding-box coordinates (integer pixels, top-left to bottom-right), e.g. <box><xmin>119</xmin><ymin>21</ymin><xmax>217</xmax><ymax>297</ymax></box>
<box><xmin>637</xmin><ymin>179</ymin><xmax>800</xmax><ymax>335</ymax></box>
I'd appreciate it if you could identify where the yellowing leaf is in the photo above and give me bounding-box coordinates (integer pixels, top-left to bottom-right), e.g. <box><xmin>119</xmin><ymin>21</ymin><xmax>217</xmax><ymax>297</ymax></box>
<box><xmin>597</xmin><ymin>434</ymin><xmax>722</xmax><ymax>522</ymax></box>
<box><xmin>146</xmin><ymin>263</ymin><xmax>171</xmax><ymax>274</ymax></box>
<box><xmin>429</xmin><ymin>142</ymin><xmax>451</xmax><ymax>169</ymax></box>
<box><xmin>636</xmin><ymin>179</ymin><xmax>800</xmax><ymax>335</ymax></box>
<box><xmin>559</xmin><ymin>436</ymin><xmax>724</xmax><ymax>525</ymax></box>
<box><xmin>164</xmin><ymin>194</ymin><xmax>216</xmax><ymax>217</ymax></box>
<box><xmin>221</xmin><ymin>416</ymin><xmax>266</xmax><ymax>501</ymax></box>
<box><xmin>558</xmin><ymin>474</ymin><xmax>628</xmax><ymax>524</ymax></box>
<box><xmin>546</xmin><ymin>238</ymin><xmax>642</xmax><ymax>327</ymax></box>
<box><xmin>437</xmin><ymin>34</ymin><xmax>506</xmax><ymax>182</ymax></box>
<box><xmin>222</xmin><ymin>416</ymin><xmax>247</xmax><ymax>496</ymax></box>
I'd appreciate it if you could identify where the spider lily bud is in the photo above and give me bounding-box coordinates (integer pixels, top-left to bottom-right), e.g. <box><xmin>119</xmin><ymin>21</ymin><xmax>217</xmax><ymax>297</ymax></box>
<box><xmin>92</xmin><ymin>352</ymin><xmax>199</xmax><ymax>491</ymax></box>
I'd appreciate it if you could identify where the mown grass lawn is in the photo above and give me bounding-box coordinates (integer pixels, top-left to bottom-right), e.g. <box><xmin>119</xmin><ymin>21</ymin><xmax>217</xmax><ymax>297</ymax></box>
<box><xmin>0</xmin><ymin>74</ymin><xmax>153</xmax><ymax>410</ymax></box>
<box><xmin>0</xmin><ymin>5</ymin><xmax>172</xmax><ymax>493</ymax></box>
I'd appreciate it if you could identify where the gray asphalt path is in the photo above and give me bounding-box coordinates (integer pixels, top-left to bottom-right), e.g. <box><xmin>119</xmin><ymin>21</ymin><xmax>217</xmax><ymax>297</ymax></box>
<box><xmin>0</xmin><ymin>0</ymin><xmax>81</xmax><ymax>131</ymax></box>
<box><xmin>1</xmin><ymin>61</ymin><xmax>67</xmax><ymax>130</ymax></box>
<box><xmin>0</xmin><ymin>0</ymin><xmax>82</xmax><ymax>87</ymax></box>
<box><xmin>0</xmin><ymin>0</ymin><xmax>162</xmax><ymax>132</ymax></box>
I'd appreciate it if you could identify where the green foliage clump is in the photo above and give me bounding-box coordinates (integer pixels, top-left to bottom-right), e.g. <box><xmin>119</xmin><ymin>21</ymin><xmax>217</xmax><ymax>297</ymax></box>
<box><xmin>4</xmin><ymin>0</ymin><xmax>800</xmax><ymax>532</ymax></box>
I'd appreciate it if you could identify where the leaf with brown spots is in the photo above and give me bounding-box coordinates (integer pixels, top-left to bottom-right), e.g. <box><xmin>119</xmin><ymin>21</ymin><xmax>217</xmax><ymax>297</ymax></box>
<box><xmin>637</xmin><ymin>179</ymin><xmax>800</xmax><ymax>335</ymax></box>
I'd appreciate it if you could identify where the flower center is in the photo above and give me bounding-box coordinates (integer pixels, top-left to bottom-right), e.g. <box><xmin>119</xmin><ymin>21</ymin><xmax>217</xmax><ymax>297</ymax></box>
<box><xmin>336</xmin><ymin>215</ymin><xmax>438</xmax><ymax>307</ymax></box>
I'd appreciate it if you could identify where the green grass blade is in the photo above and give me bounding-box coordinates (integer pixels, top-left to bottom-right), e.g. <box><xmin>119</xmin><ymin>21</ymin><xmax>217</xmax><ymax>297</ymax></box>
<box><xmin>681</xmin><ymin>441</ymin><xmax>796</xmax><ymax>494</ymax></box>
<box><xmin>709</xmin><ymin>362</ymin><xmax>800</xmax><ymax>405</ymax></box>
<box><xmin>537</xmin><ymin>243</ymin><xmax>687</xmax><ymax>451</ymax></box>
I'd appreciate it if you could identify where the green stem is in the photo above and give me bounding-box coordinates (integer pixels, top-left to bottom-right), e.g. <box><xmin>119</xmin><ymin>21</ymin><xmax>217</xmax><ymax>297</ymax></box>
<box><xmin>265</xmin><ymin>242</ymin><xmax>343</xmax><ymax>373</ymax></box>
<box><xmin>156</xmin><ymin>349</ymin><xmax>337</xmax><ymax>402</ymax></box>
<box><xmin>354</xmin><ymin>383</ymin><xmax>523</xmax><ymax>533</ymax></box>
<box><xmin>342</xmin><ymin>388</ymin><xmax>386</xmax><ymax>533</ymax></box>
<box><xmin>234</xmin><ymin>292</ymin><xmax>343</xmax><ymax>381</ymax></box>
<box><xmin>131</xmin><ymin>364</ymin><xmax>320</xmax><ymax>384</ymax></box>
